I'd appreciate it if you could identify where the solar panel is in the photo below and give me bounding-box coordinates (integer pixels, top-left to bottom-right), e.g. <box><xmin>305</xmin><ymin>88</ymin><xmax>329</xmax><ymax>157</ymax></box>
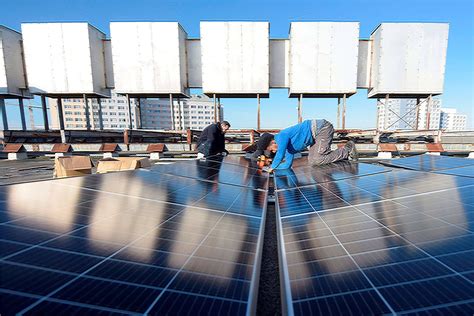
<box><xmin>435</xmin><ymin>165</ymin><xmax>474</xmax><ymax>178</ymax></box>
<box><xmin>151</xmin><ymin>156</ymin><xmax>269</xmax><ymax>191</ymax></box>
<box><xmin>380</xmin><ymin>154</ymin><xmax>474</xmax><ymax>172</ymax></box>
<box><xmin>275</xmin><ymin>163</ymin><xmax>474</xmax><ymax>315</ymax></box>
<box><xmin>0</xmin><ymin>156</ymin><xmax>268</xmax><ymax>315</ymax></box>
<box><xmin>274</xmin><ymin>160</ymin><xmax>390</xmax><ymax>191</ymax></box>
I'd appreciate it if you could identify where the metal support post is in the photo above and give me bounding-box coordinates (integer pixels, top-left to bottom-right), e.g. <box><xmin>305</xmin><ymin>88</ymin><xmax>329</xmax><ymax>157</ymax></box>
<box><xmin>426</xmin><ymin>94</ymin><xmax>432</xmax><ymax>130</ymax></box>
<box><xmin>257</xmin><ymin>94</ymin><xmax>261</xmax><ymax>130</ymax></box>
<box><xmin>127</xmin><ymin>94</ymin><xmax>133</xmax><ymax>130</ymax></box>
<box><xmin>342</xmin><ymin>94</ymin><xmax>347</xmax><ymax>130</ymax></box>
<box><xmin>83</xmin><ymin>94</ymin><xmax>91</xmax><ymax>130</ymax></box>
<box><xmin>41</xmin><ymin>95</ymin><xmax>49</xmax><ymax>131</ymax></box>
<box><xmin>57</xmin><ymin>98</ymin><xmax>65</xmax><ymax>130</ymax></box>
<box><xmin>19</xmin><ymin>99</ymin><xmax>27</xmax><ymax>131</ymax></box>
<box><xmin>213</xmin><ymin>94</ymin><xmax>217</xmax><ymax>123</ymax></box>
<box><xmin>415</xmin><ymin>97</ymin><xmax>421</xmax><ymax>130</ymax></box>
<box><xmin>169</xmin><ymin>93</ymin><xmax>174</xmax><ymax>130</ymax></box>
<box><xmin>97</xmin><ymin>98</ymin><xmax>104</xmax><ymax>130</ymax></box>
<box><xmin>298</xmin><ymin>94</ymin><xmax>303</xmax><ymax>123</ymax></box>
<box><xmin>336</xmin><ymin>97</ymin><xmax>341</xmax><ymax>129</ymax></box>
<box><xmin>136</xmin><ymin>97</ymin><xmax>141</xmax><ymax>129</ymax></box>
<box><xmin>57</xmin><ymin>98</ymin><xmax>66</xmax><ymax>143</ymax></box>
<box><xmin>0</xmin><ymin>98</ymin><xmax>8</xmax><ymax>130</ymax></box>
<box><xmin>217</xmin><ymin>97</ymin><xmax>221</xmax><ymax>122</ymax></box>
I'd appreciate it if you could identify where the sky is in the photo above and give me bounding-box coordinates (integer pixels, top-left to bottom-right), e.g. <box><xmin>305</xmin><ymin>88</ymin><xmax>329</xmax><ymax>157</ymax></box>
<box><xmin>1</xmin><ymin>0</ymin><xmax>473</xmax><ymax>129</ymax></box>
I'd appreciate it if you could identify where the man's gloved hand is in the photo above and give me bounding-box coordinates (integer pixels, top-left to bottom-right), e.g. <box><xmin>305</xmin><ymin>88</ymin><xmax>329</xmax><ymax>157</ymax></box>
<box><xmin>221</xmin><ymin>151</ymin><xmax>228</xmax><ymax>157</ymax></box>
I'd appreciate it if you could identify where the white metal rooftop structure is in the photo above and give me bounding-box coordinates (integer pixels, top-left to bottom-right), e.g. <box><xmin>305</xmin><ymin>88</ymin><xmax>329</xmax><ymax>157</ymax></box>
<box><xmin>288</xmin><ymin>22</ymin><xmax>360</xmax><ymax>98</ymax></box>
<box><xmin>200</xmin><ymin>21</ymin><xmax>270</xmax><ymax>98</ymax></box>
<box><xmin>0</xmin><ymin>20</ymin><xmax>450</xmax><ymax>132</ymax></box>
<box><xmin>368</xmin><ymin>23</ymin><xmax>449</xmax><ymax>99</ymax></box>
<box><xmin>21</xmin><ymin>23</ymin><xmax>112</xmax><ymax>97</ymax></box>
<box><xmin>110</xmin><ymin>22</ymin><xmax>189</xmax><ymax>98</ymax></box>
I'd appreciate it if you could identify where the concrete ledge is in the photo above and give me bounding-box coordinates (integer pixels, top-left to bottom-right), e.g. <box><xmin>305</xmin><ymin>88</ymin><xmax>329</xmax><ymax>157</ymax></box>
<box><xmin>377</xmin><ymin>152</ymin><xmax>393</xmax><ymax>159</ymax></box>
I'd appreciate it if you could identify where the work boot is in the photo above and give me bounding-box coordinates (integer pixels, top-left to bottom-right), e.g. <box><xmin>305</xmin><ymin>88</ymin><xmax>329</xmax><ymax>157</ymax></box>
<box><xmin>345</xmin><ymin>141</ymin><xmax>359</xmax><ymax>161</ymax></box>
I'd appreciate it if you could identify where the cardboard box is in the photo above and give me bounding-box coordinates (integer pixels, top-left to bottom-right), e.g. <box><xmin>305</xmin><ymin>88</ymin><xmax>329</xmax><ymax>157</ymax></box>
<box><xmin>54</xmin><ymin>156</ymin><xmax>94</xmax><ymax>178</ymax></box>
<box><xmin>96</xmin><ymin>157</ymin><xmax>152</xmax><ymax>174</ymax></box>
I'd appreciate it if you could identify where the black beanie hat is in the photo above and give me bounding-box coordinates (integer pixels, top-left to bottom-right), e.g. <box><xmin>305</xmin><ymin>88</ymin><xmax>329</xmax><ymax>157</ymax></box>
<box><xmin>257</xmin><ymin>133</ymin><xmax>274</xmax><ymax>151</ymax></box>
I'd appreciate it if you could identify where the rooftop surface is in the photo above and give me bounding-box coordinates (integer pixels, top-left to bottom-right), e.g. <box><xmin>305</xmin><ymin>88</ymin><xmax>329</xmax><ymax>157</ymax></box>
<box><xmin>0</xmin><ymin>154</ymin><xmax>473</xmax><ymax>315</ymax></box>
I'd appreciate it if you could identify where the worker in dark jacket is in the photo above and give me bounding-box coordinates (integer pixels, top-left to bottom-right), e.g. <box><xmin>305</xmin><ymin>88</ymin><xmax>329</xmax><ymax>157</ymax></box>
<box><xmin>197</xmin><ymin>121</ymin><xmax>231</xmax><ymax>158</ymax></box>
<box><xmin>265</xmin><ymin>119</ymin><xmax>358</xmax><ymax>172</ymax></box>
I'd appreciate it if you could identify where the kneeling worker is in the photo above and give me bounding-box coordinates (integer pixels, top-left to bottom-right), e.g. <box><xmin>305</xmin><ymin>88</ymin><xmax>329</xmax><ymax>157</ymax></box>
<box><xmin>251</xmin><ymin>133</ymin><xmax>278</xmax><ymax>168</ymax></box>
<box><xmin>197</xmin><ymin>121</ymin><xmax>231</xmax><ymax>158</ymax></box>
<box><xmin>266</xmin><ymin>119</ymin><xmax>358</xmax><ymax>172</ymax></box>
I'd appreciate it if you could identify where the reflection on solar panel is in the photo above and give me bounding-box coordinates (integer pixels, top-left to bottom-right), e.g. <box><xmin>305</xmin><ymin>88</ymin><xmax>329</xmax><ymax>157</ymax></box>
<box><xmin>151</xmin><ymin>156</ymin><xmax>269</xmax><ymax>191</ymax></box>
<box><xmin>0</xmin><ymin>156</ymin><xmax>268</xmax><ymax>315</ymax></box>
<box><xmin>274</xmin><ymin>159</ymin><xmax>390</xmax><ymax>190</ymax></box>
<box><xmin>435</xmin><ymin>165</ymin><xmax>474</xmax><ymax>178</ymax></box>
<box><xmin>276</xmin><ymin>157</ymin><xmax>474</xmax><ymax>315</ymax></box>
<box><xmin>380</xmin><ymin>154</ymin><xmax>474</xmax><ymax>171</ymax></box>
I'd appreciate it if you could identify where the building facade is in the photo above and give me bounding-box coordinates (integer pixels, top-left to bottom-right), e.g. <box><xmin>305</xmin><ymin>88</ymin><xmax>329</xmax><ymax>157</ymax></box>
<box><xmin>49</xmin><ymin>93</ymin><xmax>223</xmax><ymax>131</ymax></box>
<box><xmin>440</xmin><ymin>108</ymin><xmax>467</xmax><ymax>131</ymax></box>
<box><xmin>140</xmin><ymin>94</ymin><xmax>223</xmax><ymax>130</ymax></box>
<box><xmin>49</xmin><ymin>91</ymin><xmax>139</xmax><ymax>130</ymax></box>
<box><xmin>377</xmin><ymin>98</ymin><xmax>441</xmax><ymax>130</ymax></box>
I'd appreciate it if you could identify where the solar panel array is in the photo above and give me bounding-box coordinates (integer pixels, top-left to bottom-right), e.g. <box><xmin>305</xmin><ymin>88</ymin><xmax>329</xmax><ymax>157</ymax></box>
<box><xmin>275</xmin><ymin>155</ymin><xmax>474</xmax><ymax>315</ymax></box>
<box><xmin>380</xmin><ymin>154</ymin><xmax>474</xmax><ymax>172</ymax></box>
<box><xmin>1</xmin><ymin>153</ymin><xmax>473</xmax><ymax>315</ymax></box>
<box><xmin>0</xmin><ymin>156</ymin><xmax>268</xmax><ymax>315</ymax></box>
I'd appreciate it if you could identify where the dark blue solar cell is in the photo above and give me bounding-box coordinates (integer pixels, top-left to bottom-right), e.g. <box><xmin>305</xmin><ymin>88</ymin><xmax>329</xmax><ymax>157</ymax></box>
<box><xmin>0</xmin><ymin>239</ymin><xmax>30</xmax><ymax>258</ymax></box>
<box><xmin>85</xmin><ymin>259</ymin><xmax>176</xmax><ymax>288</ymax></box>
<box><xmin>6</xmin><ymin>247</ymin><xmax>103</xmax><ymax>274</ymax></box>
<box><xmin>24</xmin><ymin>300</ymin><xmax>131</xmax><ymax>315</ymax></box>
<box><xmin>0</xmin><ymin>262</ymin><xmax>75</xmax><ymax>295</ymax></box>
<box><xmin>417</xmin><ymin>235</ymin><xmax>474</xmax><ymax>256</ymax></box>
<box><xmin>277</xmin><ymin>189</ymin><xmax>314</xmax><ymax>217</ymax></box>
<box><xmin>436</xmin><ymin>250</ymin><xmax>474</xmax><ymax>273</ymax></box>
<box><xmin>167</xmin><ymin>271</ymin><xmax>250</xmax><ymax>301</ymax></box>
<box><xmin>43</xmin><ymin>236</ymin><xmax>124</xmax><ymax>257</ymax></box>
<box><xmin>0</xmin><ymin>292</ymin><xmax>38</xmax><ymax>316</ymax></box>
<box><xmin>290</xmin><ymin>270</ymin><xmax>372</xmax><ymax>300</ymax></box>
<box><xmin>292</xmin><ymin>290</ymin><xmax>392</xmax><ymax>315</ymax></box>
<box><xmin>51</xmin><ymin>277</ymin><xmax>162</xmax><ymax>313</ymax></box>
<box><xmin>0</xmin><ymin>225</ymin><xmax>59</xmax><ymax>245</ymax></box>
<box><xmin>403</xmin><ymin>302</ymin><xmax>474</xmax><ymax>316</ymax></box>
<box><xmin>148</xmin><ymin>291</ymin><xmax>247</xmax><ymax>315</ymax></box>
<box><xmin>362</xmin><ymin>258</ymin><xmax>453</xmax><ymax>287</ymax></box>
<box><xmin>378</xmin><ymin>276</ymin><xmax>474</xmax><ymax>312</ymax></box>
<box><xmin>381</xmin><ymin>155</ymin><xmax>474</xmax><ymax>172</ymax></box>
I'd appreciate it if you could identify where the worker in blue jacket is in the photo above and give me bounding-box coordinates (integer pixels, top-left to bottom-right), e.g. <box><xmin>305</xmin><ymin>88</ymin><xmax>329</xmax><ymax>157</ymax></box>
<box><xmin>264</xmin><ymin>119</ymin><xmax>358</xmax><ymax>172</ymax></box>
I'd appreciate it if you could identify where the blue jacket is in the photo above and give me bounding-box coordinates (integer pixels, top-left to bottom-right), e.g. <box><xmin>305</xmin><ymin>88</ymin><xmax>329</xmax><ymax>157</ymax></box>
<box><xmin>271</xmin><ymin>120</ymin><xmax>322</xmax><ymax>169</ymax></box>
